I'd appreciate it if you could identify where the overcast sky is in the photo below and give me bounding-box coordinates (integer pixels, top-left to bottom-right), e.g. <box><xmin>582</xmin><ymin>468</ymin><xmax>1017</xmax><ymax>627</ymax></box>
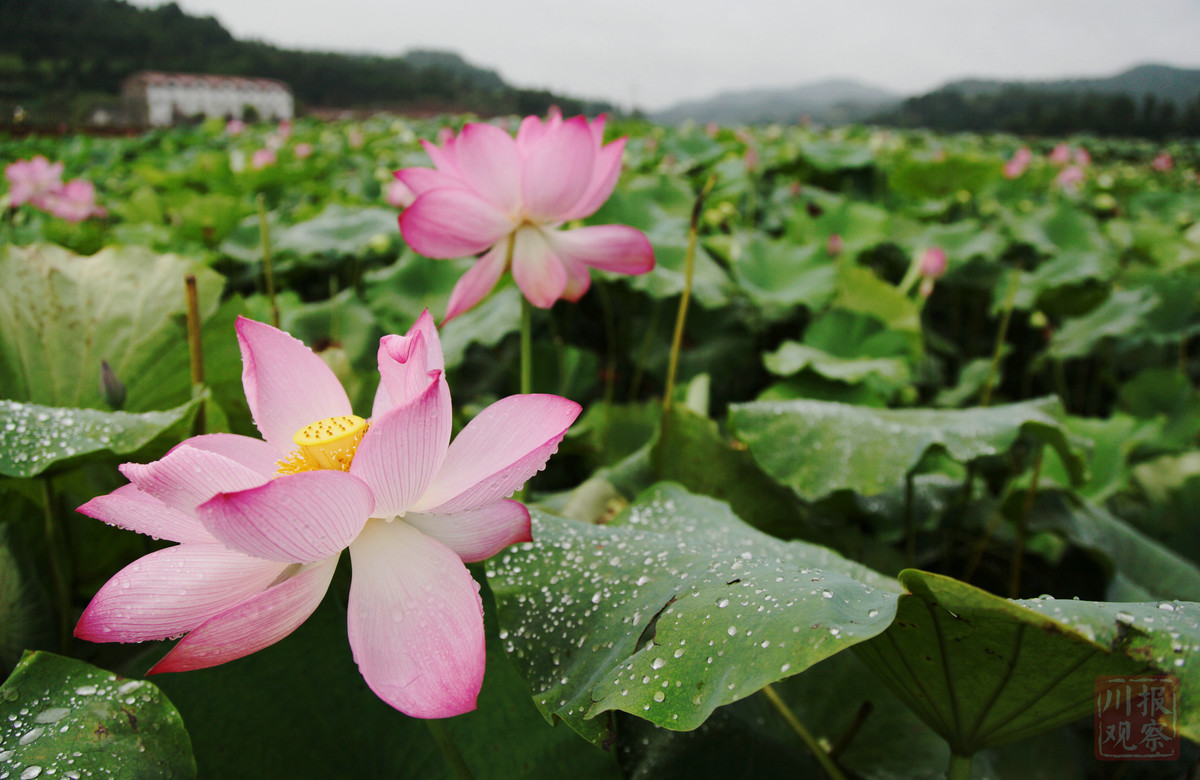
<box><xmin>126</xmin><ymin>0</ymin><xmax>1200</xmax><ymax>111</ymax></box>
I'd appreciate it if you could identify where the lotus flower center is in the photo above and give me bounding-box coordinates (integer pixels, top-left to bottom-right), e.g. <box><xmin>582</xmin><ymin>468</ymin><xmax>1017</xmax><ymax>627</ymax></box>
<box><xmin>277</xmin><ymin>415</ymin><xmax>369</xmax><ymax>475</ymax></box>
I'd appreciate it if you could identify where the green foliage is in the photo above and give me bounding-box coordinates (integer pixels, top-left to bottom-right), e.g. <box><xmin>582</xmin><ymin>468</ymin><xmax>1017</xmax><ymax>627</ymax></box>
<box><xmin>0</xmin><ymin>651</ymin><xmax>196</xmax><ymax>778</ymax></box>
<box><xmin>488</xmin><ymin>484</ymin><xmax>900</xmax><ymax>745</ymax></box>
<box><xmin>4</xmin><ymin>115</ymin><xmax>1200</xmax><ymax>777</ymax></box>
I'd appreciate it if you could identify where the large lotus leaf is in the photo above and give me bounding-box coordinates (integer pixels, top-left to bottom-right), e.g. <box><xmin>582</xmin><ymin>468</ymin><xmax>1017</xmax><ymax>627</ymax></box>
<box><xmin>764</xmin><ymin>342</ymin><xmax>910</xmax><ymax>387</ymax></box>
<box><xmin>487</xmin><ymin>484</ymin><xmax>900</xmax><ymax>746</ymax></box>
<box><xmin>834</xmin><ymin>264</ymin><xmax>922</xmax><ymax>336</ymax></box>
<box><xmin>935</xmin><ymin>358</ymin><xmax>997</xmax><ymax>409</ymax></box>
<box><xmin>0</xmin><ymin>651</ymin><xmax>196</xmax><ymax>779</ymax></box>
<box><xmin>786</xmin><ymin>200</ymin><xmax>892</xmax><ymax>255</ymax></box>
<box><xmin>1010</xmin><ymin>250</ymin><xmax>1118</xmax><ymax>312</ymax></box>
<box><xmin>1016</xmin><ymin>597</ymin><xmax>1200</xmax><ymax>743</ymax></box>
<box><xmin>1048</xmin><ymin>288</ymin><xmax>1160</xmax><ymax>360</ymax></box>
<box><xmin>729</xmin><ymin>397</ymin><xmax>1086</xmax><ymax>500</ymax></box>
<box><xmin>0</xmin><ymin>243</ymin><xmax>224</xmax><ymax>410</ymax></box>
<box><xmin>1024</xmin><ymin>490</ymin><xmax>1200</xmax><ymax>602</ymax></box>
<box><xmin>271</xmin><ymin>203</ymin><xmax>400</xmax><ymax>256</ymax></box>
<box><xmin>721</xmin><ymin>234</ymin><xmax>835</xmax><ymax>318</ymax></box>
<box><xmin>0</xmin><ymin>397</ymin><xmax>201</xmax><ymax>478</ymax></box>
<box><xmin>1007</xmin><ymin>203</ymin><xmax>1109</xmax><ymax>256</ymax></box>
<box><xmin>897</xmin><ymin>220</ymin><xmax>1006</xmax><ymax>269</ymax></box>
<box><xmin>887</xmin><ymin>155</ymin><xmax>999</xmax><ymax>201</ymax></box>
<box><xmin>796</xmin><ymin>140</ymin><xmax>876</xmax><ymax>173</ymax></box>
<box><xmin>1122</xmin><ymin>268</ymin><xmax>1200</xmax><ymax>343</ymax></box>
<box><xmin>658</xmin><ymin>133</ymin><xmax>726</xmax><ymax>170</ymax></box>
<box><xmin>1039</xmin><ymin>413</ymin><xmax>1155</xmax><ymax>501</ymax></box>
<box><xmin>854</xmin><ymin>570</ymin><xmax>1174</xmax><ymax>755</ymax></box>
<box><xmin>804</xmin><ymin>308</ymin><xmax>915</xmax><ymax>360</ymax></box>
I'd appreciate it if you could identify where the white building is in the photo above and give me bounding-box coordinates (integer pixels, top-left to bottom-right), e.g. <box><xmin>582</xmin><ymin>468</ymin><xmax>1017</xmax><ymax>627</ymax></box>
<box><xmin>123</xmin><ymin>72</ymin><xmax>294</xmax><ymax>126</ymax></box>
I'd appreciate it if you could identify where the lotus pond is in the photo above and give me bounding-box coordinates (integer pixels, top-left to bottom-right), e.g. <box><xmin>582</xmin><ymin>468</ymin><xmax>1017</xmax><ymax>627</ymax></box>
<box><xmin>2</xmin><ymin>115</ymin><xmax>1200</xmax><ymax>779</ymax></box>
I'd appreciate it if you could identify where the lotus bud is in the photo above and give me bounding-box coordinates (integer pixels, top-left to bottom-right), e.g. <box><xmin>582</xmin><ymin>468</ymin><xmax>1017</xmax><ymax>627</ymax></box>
<box><xmin>99</xmin><ymin>361</ymin><xmax>126</xmax><ymax>410</ymax></box>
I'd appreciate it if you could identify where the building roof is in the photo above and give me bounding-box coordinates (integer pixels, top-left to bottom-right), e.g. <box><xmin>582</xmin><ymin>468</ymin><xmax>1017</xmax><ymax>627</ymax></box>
<box><xmin>125</xmin><ymin>71</ymin><xmax>291</xmax><ymax>92</ymax></box>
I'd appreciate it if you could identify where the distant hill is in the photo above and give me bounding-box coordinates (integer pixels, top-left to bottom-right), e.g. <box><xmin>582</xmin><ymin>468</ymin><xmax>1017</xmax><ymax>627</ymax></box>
<box><xmin>937</xmin><ymin>64</ymin><xmax>1200</xmax><ymax>106</ymax></box>
<box><xmin>0</xmin><ymin>0</ymin><xmax>608</xmax><ymax>125</ymax></box>
<box><xmin>652</xmin><ymin>78</ymin><xmax>901</xmax><ymax>125</ymax></box>
<box><xmin>874</xmin><ymin>64</ymin><xmax>1200</xmax><ymax>138</ymax></box>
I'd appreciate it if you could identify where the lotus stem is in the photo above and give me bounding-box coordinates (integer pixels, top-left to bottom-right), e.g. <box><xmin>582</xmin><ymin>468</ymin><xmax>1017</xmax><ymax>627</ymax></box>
<box><xmin>658</xmin><ymin>174</ymin><xmax>715</xmax><ymax>477</ymax></box>
<box><xmin>184</xmin><ymin>274</ymin><xmax>206</xmax><ymax>436</ymax></box>
<box><xmin>256</xmin><ymin>193</ymin><xmax>279</xmax><ymax>328</ymax></box>
<box><xmin>41</xmin><ymin>477</ymin><xmax>71</xmax><ymax>653</ymax></box>
<box><xmin>595</xmin><ymin>280</ymin><xmax>619</xmax><ymax>452</ymax></box>
<box><xmin>947</xmin><ymin>753</ymin><xmax>973</xmax><ymax>780</ymax></box>
<box><xmin>425</xmin><ymin>719</ymin><xmax>475</xmax><ymax>780</ymax></box>
<box><xmin>761</xmin><ymin>684</ymin><xmax>847</xmax><ymax>780</ymax></box>
<box><xmin>1008</xmin><ymin>445</ymin><xmax>1044</xmax><ymax>598</ymax></box>
<box><xmin>980</xmin><ymin>268</ymin><xmax>1020</xmax><ymax>407</ymax></box>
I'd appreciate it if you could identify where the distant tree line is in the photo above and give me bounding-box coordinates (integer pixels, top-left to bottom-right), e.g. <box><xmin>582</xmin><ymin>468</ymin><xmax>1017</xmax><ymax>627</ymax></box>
<box><xmin>875</xmin><ymin>86</ymin><xmax>1200</xmax><ymax>139</ymax></box>
<box><xmin>0</xmin><ymin>0</ymin><xmax>608</xmax><ymax>124</ymax></box>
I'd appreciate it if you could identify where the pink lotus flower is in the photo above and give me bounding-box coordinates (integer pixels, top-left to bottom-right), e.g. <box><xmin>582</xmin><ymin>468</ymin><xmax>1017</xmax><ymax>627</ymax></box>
<box><xmin>75</xmin><ymin>313</ymin><xmax>580</xmax><ymax>718</ymax></box>
<box><xmin>251</xmin><ymin>148</ymin><xmax>277</xmax><ymax>170</ymax></box>
<box><xmin>918</xmin><ymin>247</ymin><xmax>947</xmax><ymax>298</ymax></box>
<box><xmin>1056</xmin><ymin>165</ymin><xmax>1085</xmax><ymax>193</ymax></box>
<box><xmin>5</xmin><ymin>156</ymin><xmax>64</xmax><ymax>208</ymax></box>
<box><xmin>1004</xmin><ymin>147</ymin><xmax>1032</xmax><ymax>179</ymax></box>
<box><xmin>919</xmin><ymin>247</ymin><xmax>947</xmax><ymax>278</ymax></box>
<box><xmin>1152</xmin><ymin>152</ymin><xmax>1174</xmax><ymax>172</ymax></box>
<box><xmin>41</xmin><ymin>178</ymin><xmax>106</xmax><ymax>222</ymax></box>
<box><xmin>396</xmin><ymin>109</ymin><xmax>655</xmax><ymax>321</ymax></box>
<box><xmin>826</xmin><ymin>233</ymin><xmax>844</xmax><ymax>257</ymax></box>
<box><xmin>1049</xmin><ymin>143</ymin><xmax>1071</xmax><ymax>166</ymax></box>
<box><xmin>293</xmin><ymin>142</ymin><xmax>313</xmax><ymax>160</ymax></box>
<box><xmin>1074</xmin><ymin>147</ymin><xmax>1091</xmax><ymax>167</ymax></box>
<box><xmin>226</xmin><ymin>119</ymin><xmax>246</xmax><ymax>136</ymax></box>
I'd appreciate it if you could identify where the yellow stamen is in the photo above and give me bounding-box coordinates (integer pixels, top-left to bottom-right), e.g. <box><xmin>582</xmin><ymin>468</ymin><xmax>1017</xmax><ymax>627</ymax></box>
<box><xmin>277</xmin><ymin>415</ymin><xmax>369</xmax><ymax>475</ymax></box>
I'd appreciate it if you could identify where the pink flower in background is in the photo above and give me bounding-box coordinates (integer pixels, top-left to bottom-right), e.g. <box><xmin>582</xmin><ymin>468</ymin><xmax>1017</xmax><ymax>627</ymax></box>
<box><xmin>1056</xmin><ymin>165</ymin><xmax>1085</xmax><ymax>193</ymax></box>
<box><xmin>75</xmin><ymin>314</ymin><xmax>580</xmax><ymax>718</ymax></box>
<box><xmin>917</xmin><ymin>247</ymin><xmax>947</xmax><ymax>298</ymax></box>
<box><xmin>436</xmin><ymin>126</ymin><xmax>455</xmax><ymax>146</ymax></box>
<box><xmin>1004</xmin><ymin>147</ymin><xmax>1032</xmax><ymax>179</ymax></box>
<box><xmin>1049</xmin><ymin>143</ymin><xmax>1071</xmax><ymax>165</ymax></box>
<box><xmin>744</xmin><ymin>145</ymin><xmax>760</xmax><ymax>172</ymax></box>
<box><xmin>826</xmin><ymin>233</ymin><xmax>844</xmax><ymax>257</ymax></box>
<box><xmin>919</xmin><ymin>247</ymin><xmax>947</xmax><ymax>278</ymax></box>
<box><xmin>293</xmin><ymin>142</ymin><xmax>313</xmax><ymax>160</ymax></box>
<box><xmin>397</xmin><ymin>109</ymin><xmax>655</xmax><ymax>321</ymax></box>
<box><xmin>41</xmin><ymin>179</ymin><xmax>106</xmax><ymax>222</ymax></box>
<box><xmin>226</xmin><ymin>119</ymin><xmax>246</xmax><ymax>136</ymax></box>
<box><xmin>348</xmin><ymin>128</ymin><xmax>364</xmax><ymax>149</ymax></box>
<box><xmin>1074</xmin><ymin>147</ymin><xmax>1091</xmax><ymax>167</ymax></box>
<box><xmin>5</xmin><ymin>155</ymin><xmax>64</xmax><ymax>208</ymax></box>
<box><xmin>1152</xmin><ymin>152</ymin><xmax>1174</xmax><ymax>172</ymax></box>
<box><xmin>251</xmin><ymin>148</ymin><xmax>277</xmax><ymax>170</ymax></box>
<box><xmin>277</xmin><ymin>119</ymin><xmax>292</xmax><ymax>140</ymax></box>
